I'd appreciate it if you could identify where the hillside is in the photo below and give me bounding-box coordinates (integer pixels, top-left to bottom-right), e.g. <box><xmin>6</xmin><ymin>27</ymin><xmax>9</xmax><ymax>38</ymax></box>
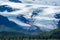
<box><xmin>0</xmin><ymin>25</ymin><xmax>60</xmax><ymax>39</ymax></box>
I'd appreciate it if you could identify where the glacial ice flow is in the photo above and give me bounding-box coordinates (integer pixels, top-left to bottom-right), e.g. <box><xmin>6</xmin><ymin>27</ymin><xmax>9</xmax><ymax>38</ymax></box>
<box><xmin>0</xmin><ymin>0</ymin><xmax>60</xmax><ymax>31</ymax></box>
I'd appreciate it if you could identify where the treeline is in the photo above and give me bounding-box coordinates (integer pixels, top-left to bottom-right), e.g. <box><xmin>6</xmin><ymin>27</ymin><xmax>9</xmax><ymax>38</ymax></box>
<box><xmin>0</xmin><ymin>28</ymin><xmax>60</xmax><ymax>39</ymax></box>
<box><xmin>0</xmin><ymin>25</ymin><xmax>60</xmax><ymax>39</ymax></box>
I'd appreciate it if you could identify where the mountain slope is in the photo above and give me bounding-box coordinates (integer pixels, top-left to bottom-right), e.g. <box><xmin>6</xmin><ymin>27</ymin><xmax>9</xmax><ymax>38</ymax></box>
<box><xmin>9</xmin><ymin>0</ymin><xmax>22</xmax><ymax>3</ymax></box>
<box><xmin>0</xmin><ymin>15</ymin><xmax>43</xmax><ymax>35</ymax></box>
<box><xmin>0</xmin><ymin>15</ymin><xmax>25</xmax><ymax>31</ymax></box>
<box><xmin>0</xmin><ymin>0</ymin><xmax>60</xmax><ymax>35</ymax></box>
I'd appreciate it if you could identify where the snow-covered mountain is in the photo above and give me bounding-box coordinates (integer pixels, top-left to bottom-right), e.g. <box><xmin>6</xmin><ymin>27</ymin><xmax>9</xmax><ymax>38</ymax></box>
<box><xmin>0</xmin><ymin>0</ymin><xmax>60</xmax><ymax>34</ymax></box>
<box><xmin>0</xmin><ymin>0</ymin><xmax>60</xmax><ymax>6</ymax></box>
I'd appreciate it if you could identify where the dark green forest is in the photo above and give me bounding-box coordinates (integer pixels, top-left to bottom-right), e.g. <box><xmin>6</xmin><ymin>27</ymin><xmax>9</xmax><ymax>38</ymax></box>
<box><xmin>0</xmin><ymin>25</ymin><xmax>60</xmax><ymax>40</ymax></box>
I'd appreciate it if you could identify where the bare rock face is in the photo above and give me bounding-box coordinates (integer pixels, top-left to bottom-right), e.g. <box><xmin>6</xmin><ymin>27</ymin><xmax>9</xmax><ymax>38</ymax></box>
<box><xmin>9</xmin><ymin>0</ymin><xmax>22</xmax><ymax>3</ymax></box>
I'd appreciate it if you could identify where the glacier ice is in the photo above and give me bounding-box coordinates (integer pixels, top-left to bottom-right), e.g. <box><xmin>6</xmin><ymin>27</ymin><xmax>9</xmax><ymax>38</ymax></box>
<box><xmin>0</xmin><ymin>0</ymin><xmax>60</xmax><ymax>32</ymax></box>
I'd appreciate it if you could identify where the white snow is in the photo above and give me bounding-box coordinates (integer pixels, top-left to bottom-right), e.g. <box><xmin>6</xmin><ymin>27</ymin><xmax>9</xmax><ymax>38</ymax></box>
<box><xmin>0</xmin><ymin>0</ymin><xmax>60</xmax><ymax>31</ymax></box>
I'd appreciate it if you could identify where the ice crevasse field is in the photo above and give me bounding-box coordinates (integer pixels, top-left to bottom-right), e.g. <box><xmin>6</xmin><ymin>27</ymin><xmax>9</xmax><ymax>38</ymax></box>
<box><xmin>0</xmin><ymin>0</ymin><xmax>60</xmax><ymax>34</ymax></box>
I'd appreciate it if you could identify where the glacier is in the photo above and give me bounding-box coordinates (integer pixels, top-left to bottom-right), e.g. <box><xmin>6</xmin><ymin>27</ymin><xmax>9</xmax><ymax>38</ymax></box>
<box><xmin>0</xmin><ymin>0</ymin><xmax>60</xmax><ymax>33</ymax></box>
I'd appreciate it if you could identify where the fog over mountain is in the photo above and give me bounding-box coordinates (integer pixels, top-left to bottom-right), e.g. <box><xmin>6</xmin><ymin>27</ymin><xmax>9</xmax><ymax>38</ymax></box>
<box><xmin>0</xmin><ymin>0</ymin><xmax>60</xmax><ymax>34</ymax></box>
